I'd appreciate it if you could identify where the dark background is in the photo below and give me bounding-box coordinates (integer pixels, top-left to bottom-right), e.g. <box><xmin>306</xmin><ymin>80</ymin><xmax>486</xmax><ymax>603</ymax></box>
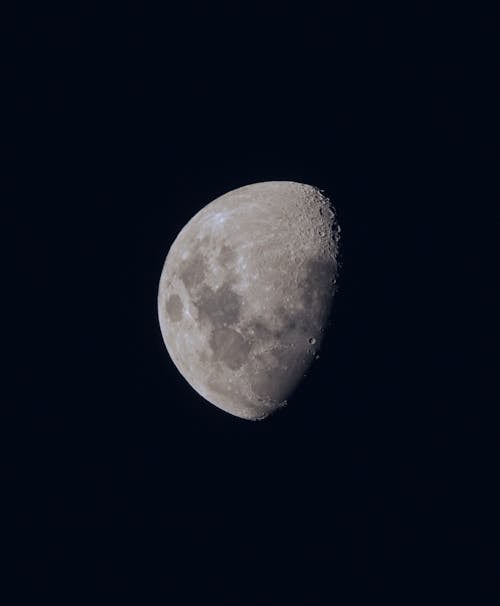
<box><xmin>6</xmin><ymin>2</ymin><xmax>498</xmax><ymax>601</ymax></box>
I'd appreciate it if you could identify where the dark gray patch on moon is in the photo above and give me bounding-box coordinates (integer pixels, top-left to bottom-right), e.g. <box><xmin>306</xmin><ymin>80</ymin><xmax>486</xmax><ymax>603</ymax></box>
<box><xmin>209</xmin><ymin>327</ymin><xmax>251</xmax><ymax>370</ymax></box>
<box><xmin>276</xmin><ymin>307</ymin><xmax>306</xmax><ymax>336</ymax></box>
<box><xmin>249</xmin><ymin>363</ymin><xmax>286</xmax><ymax>402</ymax></box>
<box><xmin>249</xmin><ymin>346</ymin><xmax>311</xmax><ymax>403</ymax></box>
<box><xmin>270</xmin><ymin>307</ymin><xmax>313</xmax><ymax>350</ymax></box>
<box><xmin>299</xmin><ymin>257</ymin><xmax>336</xmax><ymax>329</ymax></box>
<box><xmin>244</xmin><ymin>319</ymin><xmax>274</xmax><ymax>341</ymax></box>
<box><xmin>179</xmin><ymin>253</ymin><xmax>207</xmax><ymax>293</ymax></box>
<box><xmin>195</xmin><ymin>282</ymin><xmax>242</xmax><ymax>328</ymax></box>
<box><xmin>217</xmin><ymin>244</ymin><xmax>236</xmax><ymax>268</ymax></box>
<box><xmin>165</xmin><ymin>294</ymin><xmax>183</xmax><ymax>322</ymax></box>
<box><xmin>181</xmin><ymin>246</ymin><xmax>248</xmax><ymax>370</ymax></box>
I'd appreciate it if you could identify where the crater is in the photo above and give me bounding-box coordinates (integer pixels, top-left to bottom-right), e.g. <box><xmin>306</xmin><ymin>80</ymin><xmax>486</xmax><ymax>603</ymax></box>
<box><xmin>165</xmin><ymin>294</ymin><xmax>183</xmax><ymax>322</ymax></box>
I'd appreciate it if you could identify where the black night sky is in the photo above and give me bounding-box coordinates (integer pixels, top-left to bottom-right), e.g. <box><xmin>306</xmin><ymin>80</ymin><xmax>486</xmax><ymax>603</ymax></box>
<box><xmin>6</xmin><ymin>2</ymin><xmax>497</xmax><ymax>601</ymax></box>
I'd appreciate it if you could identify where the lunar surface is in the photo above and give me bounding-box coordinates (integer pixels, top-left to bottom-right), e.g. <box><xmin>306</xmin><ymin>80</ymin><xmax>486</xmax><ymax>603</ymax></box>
<box><xmin>158</xmin><ymin>181</ymin><xmax>340</xmax><ymax>420</ymax></box>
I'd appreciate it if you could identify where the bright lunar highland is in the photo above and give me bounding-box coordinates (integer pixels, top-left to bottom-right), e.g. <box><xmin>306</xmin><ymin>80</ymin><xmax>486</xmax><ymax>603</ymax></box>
<box><xmin>158</xmin><ymin>181</ymin><xmax>340</xmax><ymax>420</ymax></box>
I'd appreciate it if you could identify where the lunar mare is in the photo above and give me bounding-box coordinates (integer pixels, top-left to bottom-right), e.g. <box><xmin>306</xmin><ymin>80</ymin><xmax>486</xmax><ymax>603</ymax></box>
<box><xmin>158</xmin><ymin>181</ymin><xmax>340</xmax><ymax>420</ymax></box>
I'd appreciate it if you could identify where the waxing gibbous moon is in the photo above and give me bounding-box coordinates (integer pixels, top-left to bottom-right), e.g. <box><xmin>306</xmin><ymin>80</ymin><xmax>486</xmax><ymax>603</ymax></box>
<box><xmin>158</xmin><ymin>181</ymin><xmax>340</xmax><ymax>420</ymax></box>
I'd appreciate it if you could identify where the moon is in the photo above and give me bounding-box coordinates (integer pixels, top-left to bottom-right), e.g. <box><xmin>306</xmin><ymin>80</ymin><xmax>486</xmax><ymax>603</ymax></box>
<box><xmin>158</xmin><ymin>181</ymin><xmax>340</xmax><ymax>420</ymax></box>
